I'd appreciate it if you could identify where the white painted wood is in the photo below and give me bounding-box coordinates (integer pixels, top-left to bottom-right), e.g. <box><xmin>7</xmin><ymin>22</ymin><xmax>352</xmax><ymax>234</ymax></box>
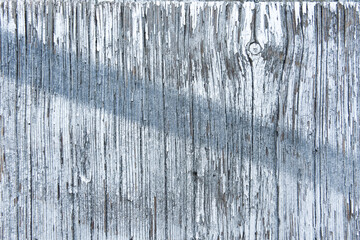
<box><xmin>0</xmin><ymin>1</ymin><xmax>359</xmax><ymax>239</ymax></box>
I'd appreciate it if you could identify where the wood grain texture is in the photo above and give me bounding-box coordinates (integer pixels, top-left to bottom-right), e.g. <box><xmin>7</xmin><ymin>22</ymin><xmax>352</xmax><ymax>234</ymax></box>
<box><xmin>0</xmin><ymin>1</ymin><xmax>359</xmax><ymax>239</ymax></box>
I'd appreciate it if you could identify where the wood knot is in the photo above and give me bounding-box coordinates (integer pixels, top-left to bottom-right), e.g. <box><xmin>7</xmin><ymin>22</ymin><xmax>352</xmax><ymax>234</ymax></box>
<box><xmin>247</xmin><ymin>42</ymin><xmax>262</xmax><ymax>56</ymax></box>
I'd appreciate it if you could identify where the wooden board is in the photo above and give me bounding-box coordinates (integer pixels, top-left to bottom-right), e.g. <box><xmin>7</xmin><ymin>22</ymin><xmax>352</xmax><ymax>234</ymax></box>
<box><xmin>0</xmin><ymin>1</ymin><xmax>359</xmax><ymax>239</ymax></box>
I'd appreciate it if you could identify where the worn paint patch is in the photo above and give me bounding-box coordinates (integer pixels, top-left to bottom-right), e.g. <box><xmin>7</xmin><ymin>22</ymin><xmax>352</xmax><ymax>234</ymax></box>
<box><xmin>0</xmin><ymin>2</ymin><xmax>359</xmax><ymax>239</ymax></box>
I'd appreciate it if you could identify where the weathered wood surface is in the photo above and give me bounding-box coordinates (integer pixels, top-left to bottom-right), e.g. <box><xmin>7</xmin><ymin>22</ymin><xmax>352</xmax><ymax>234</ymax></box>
<box><xmin>0</xmin><ymin>1</ymin><xmax>359</xmax><ymax>239</ymax></box>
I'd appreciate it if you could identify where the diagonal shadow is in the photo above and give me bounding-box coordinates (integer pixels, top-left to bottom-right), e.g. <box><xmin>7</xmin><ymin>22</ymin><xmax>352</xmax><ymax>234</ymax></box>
<box><xmin>1</xmin><ymin>20</ymin><xmax>353</xmax><ymax>193</ymax></box>
<box><xmin>1</xmin><ymin>21</ymin><xmax>351</xmax><ymax>190</ymax></box>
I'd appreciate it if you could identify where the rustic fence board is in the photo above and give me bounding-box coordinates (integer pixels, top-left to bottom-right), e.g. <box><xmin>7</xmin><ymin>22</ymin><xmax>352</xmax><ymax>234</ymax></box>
<box><xmin>0</xmin><ymin>1</ymin><xmax>359</xmax><ymax>239</ymax></box>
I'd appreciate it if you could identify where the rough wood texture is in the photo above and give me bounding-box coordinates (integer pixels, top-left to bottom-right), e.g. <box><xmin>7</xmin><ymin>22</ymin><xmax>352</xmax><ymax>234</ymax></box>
<box><xmin>0</xmin><ymin>1</ymin><xmax>359</xmax><ymax>239</ymax></box>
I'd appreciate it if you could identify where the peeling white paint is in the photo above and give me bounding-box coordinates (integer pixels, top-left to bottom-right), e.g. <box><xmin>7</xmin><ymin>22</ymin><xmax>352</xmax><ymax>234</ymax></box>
<box><xmin>0</xmin><ymin>2</ymin><xmax>359</xmax><ymax>240</ymax></box>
